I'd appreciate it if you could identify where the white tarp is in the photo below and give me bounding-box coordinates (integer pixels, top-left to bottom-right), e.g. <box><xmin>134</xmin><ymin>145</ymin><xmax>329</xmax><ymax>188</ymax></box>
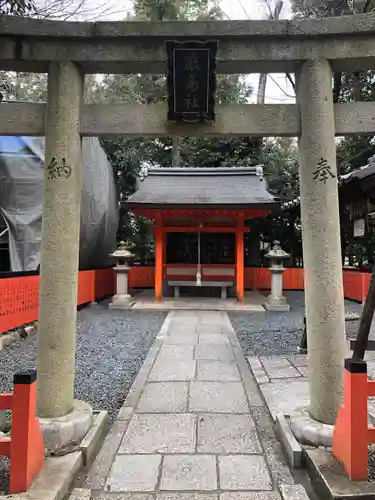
<box><xmin>0</xmin><ymin>136</ymin><xmax>118</xmax><ymax>271</ymax></box>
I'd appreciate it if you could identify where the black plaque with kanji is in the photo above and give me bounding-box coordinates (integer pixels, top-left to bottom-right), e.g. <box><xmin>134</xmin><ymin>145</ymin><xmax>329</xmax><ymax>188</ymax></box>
<box><xmin>166</xmin><ymin>40</ymin><xmax>218</xmax><ymax>123</ymax></box>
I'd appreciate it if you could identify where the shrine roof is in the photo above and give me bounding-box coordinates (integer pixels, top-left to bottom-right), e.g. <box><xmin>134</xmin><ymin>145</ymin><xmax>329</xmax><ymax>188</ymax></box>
<box><xmin>126</xmin><ymin>166</ymin><xmax>279</xmax><ymax>209</ymax></box>
<box><xmin>341</xmin><ymin>162</ymin><xmax>375</xmax><ymax>185</ymax></box>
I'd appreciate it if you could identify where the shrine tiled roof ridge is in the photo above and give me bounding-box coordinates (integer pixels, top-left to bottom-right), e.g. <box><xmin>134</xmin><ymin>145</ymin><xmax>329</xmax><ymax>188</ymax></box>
<box><xmin>126</xmin><ymin>165</ymin><xmax>279</xmax><ymax>208</ymax></box>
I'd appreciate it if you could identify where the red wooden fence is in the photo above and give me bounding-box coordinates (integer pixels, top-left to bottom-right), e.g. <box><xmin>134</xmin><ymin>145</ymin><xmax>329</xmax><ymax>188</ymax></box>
<box><xmin>0</xmin><ymin>266</ymin><xmax>370</xmax><ymax>335</ymax></box>
<box><xmin>0</xmin><ymin>268</ymin><xmax>114</xmax><ymax>335</ymax></box>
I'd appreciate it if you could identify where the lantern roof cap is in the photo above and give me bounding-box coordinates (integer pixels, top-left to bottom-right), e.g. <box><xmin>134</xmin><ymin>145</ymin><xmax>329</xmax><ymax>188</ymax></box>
<box><xmin>110</xmin><ymin>241</ymin><xmax>133</xmax><ymax>259</ymax></box>
<box><xmin>266</xmin><ymin>240</ymin><xmax>290</xmax><ymax>259</ymax></box>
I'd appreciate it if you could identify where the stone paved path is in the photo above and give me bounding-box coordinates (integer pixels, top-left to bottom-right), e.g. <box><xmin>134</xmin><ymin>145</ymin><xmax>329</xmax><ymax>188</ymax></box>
<box><xmin>76</xmin><ymin>311</ymin><xmax>308</xmax><ymax>500</ymax></box>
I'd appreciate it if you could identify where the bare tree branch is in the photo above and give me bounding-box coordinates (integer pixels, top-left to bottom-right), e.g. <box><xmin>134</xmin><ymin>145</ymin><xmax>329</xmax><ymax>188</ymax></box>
<box><xmin>286</xmin><ymin>73</ymin><xmax>296</xmax><ymax>92</ymax></box>
<box><xmin>268</xmin><ymin>74</ymin><xmax>295</xmax><ymax>99</ymax></box>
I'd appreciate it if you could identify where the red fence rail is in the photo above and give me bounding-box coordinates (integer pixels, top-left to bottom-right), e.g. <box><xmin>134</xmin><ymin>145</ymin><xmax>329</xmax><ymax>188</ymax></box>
<box><xmin>0</xmin><ymin>266</ymin><xmax>370</xmax><ymax>335</ymax></box>
<box><xmin>0</xmin><ymin>268</ymin><xmax>115</xmax><ymax>335</ymax></box>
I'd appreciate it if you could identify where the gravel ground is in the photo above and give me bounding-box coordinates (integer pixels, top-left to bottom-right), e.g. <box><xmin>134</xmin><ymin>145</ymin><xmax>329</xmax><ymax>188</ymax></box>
<box><xmin>0</xmin><ymin>304</ymin><xmax>166</xmax><ymax>494</ymax></box>
<box><xmin>229</xmin><ymin>291</ymin><xmax>363</xmax><ymax>357</ymax></box>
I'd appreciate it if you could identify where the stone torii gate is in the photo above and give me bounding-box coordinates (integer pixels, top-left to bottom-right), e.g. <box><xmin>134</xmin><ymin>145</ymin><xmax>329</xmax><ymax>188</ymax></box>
<box><xmin>1</xmin><ymin>13</ymin><xmax>375</xmax><ymax>445</ymax></box>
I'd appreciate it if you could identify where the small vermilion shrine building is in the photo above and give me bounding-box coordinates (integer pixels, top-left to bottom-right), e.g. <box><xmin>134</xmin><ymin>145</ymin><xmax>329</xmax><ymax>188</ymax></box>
<box><xmin>127</xmin><ymin>166</ymin><xmax>279</xmax><ymax>302</ymax></box>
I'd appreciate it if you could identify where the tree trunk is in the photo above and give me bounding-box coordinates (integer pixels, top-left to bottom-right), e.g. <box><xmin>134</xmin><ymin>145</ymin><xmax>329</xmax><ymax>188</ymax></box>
<box><xmin>353</xmin><ymin>260</ymin><xmax>375</xmax><ymax>360</ymax></box>
<box><xmin>257</xmin><ymin>74</ymin><xmax>267</xmax><ymax>104</ymax></box>
<box><xmin>172</xmin><ymin>136</ymin><xmax>181</xmax><ymax>168</ymax></box>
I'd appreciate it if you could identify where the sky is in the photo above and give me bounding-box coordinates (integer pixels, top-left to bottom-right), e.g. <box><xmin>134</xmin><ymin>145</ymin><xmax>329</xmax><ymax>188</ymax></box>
<box><xmin>59</xmin><ymin>0</ymin><xmax>296</xmax><ymax>104</ymax></box>
<box><xmin>219</xmin><ymin>0</ymin><xmax>295</xmax><ymax>104</ymax></box>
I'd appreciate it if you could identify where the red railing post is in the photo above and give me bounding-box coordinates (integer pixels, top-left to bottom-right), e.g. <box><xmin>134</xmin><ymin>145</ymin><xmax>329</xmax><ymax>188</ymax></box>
<box><xmin>9</xmin><ymin>370</ymin><xmax>44</xmax><ymax>493</ymax></box>
<box><xmin>332</xmin><ymin>359</ymin><xmax>369</xmax><ymax>480</ymax></box>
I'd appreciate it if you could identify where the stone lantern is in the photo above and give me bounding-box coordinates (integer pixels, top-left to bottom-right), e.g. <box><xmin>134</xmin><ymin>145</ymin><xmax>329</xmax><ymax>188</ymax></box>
<box><xmin>264</xmin><ymin>240</ymin><xmax>290</xmax><ymax>312</ymax></box>
<box><xmin>109</xmin><ymin>241</ymin><xmax>134</xmax><ymax>309</ymax></box>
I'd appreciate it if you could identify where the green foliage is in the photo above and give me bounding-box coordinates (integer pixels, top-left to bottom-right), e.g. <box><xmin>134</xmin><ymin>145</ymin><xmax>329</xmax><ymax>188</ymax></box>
<box><xmin>291</xmin><ymin>0</ymin><xmax>351</xmax><ymax>17</ymax></box>
<box><xmin>261</xmin><ymin>138</ymin><xmax>300</xmax><ymax>200</ymax></box>
<box><xmin>255</xmin><ymin>139</ymin><xmax>302</xmax><ymax>267</ymax></box>
<box><xmin>0</xmin><ymin>72</ymin><xmax>47</xmax><ymax>102</ymax></box>
<box><xmin>0</xmin><ymin>0</ymin><xmax>34</xmax><ymax>15</ymax></box>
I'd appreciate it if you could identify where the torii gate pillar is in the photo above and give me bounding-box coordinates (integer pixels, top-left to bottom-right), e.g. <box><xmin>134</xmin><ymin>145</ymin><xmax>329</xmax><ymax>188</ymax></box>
<box><xmin>36</xmin><ymin>62</ymin><xmax>92</xmax><ymax>449</ymax></box>
<box><xmin>297</xmin><ymin>59</ymin><xmax>347</xmax><ymax>425</ymax></box>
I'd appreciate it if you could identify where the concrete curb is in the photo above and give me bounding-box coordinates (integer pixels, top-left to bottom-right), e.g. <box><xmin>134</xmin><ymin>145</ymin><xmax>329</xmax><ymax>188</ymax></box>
<box><xmin>79</xmin><ymin>411</ymin><xmax>108</xmax><ymax>466</ymax></box>
<box><xmin>275</xmin><ymin>413</ymin><xmax>303</xmax><ymax>469</ymax></box>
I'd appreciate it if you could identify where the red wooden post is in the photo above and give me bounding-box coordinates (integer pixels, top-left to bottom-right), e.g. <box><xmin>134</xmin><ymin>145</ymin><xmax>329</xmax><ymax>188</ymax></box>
<box><xmin>162</xmin><ymin>231</ymin><xmax>167</xmax><ymax>280</ymax></box>
<box><xmin>155</xmin><ymin>219</ymin><xmax>164</xmax><ymax>302</ymax></box>
<box><xmin>7</xmin><ymin>370</ymin><xmax>44</xmax><ymax>493</ymax></box>
<box><xmin>236</xmin><ymin>215</ymin><xmax>245</xmax><ymax>303</ymax></box>
<box><xmin>332</xmin><ymin>359</ymin><xmax>369</xmax><ymax>480</ymax></box>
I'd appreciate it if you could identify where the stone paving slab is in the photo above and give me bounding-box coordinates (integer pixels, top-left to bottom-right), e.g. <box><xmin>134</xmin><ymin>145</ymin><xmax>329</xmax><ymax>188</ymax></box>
<box><xmin>106</xmin><ymin>455</ymin><xmax>162</xmax><ymax>492</ymax></box>
<box><xmin>287</xmin><ymin>356</ymin><xmax>308</xmax><ymax>368</ymax></box>
<box><xmin>260</xmin><ymin>358</ymin><xmax>302</xmax><ymax>380</ymax></box>
<box><xmin>220</xmin><ymin>494</ymin><xmax>281</xmax><ymax>500</ymax></box>
<box><xmin>158</xmin><ymin>495</ymin><xmax>218</xmax><ymax>500</ymax></box>
<box><xmin>198</xmin><ymin>333</ymin><xmax>230</xmax><ymax>345</ymax></box>
<box><xmin>136</xmin><ymin>382</ymin><xmax>189</xmax><ymax>413</ymax></box>
<box><xmin>259</xmin><ymin>379</ymin><xmax>310</xmax><ymax>421</ymax></box>
<box><xmin>88</xmin><ymin>312</ymin><xmax>301</xmax><ymax>499</ymax></box>
<box><xmin>189</xmin><ymin>382</ymin><xmax>248</xmax><ymax>413</ymax></box>
<box><xmin>195</xmin><ymin>344</ymin><xmax>234</xmax><ymax>362</ymax></box>
<box><xmin>218</xmin><ymin>455</ymin><xmax>272</xmax><ymax>491</ymax></box>
<box><xmin>160</xmin><ymin>455</ymin><xmax>217</xmax><ymax>491</ymax></box>
<box><xmin>164</xmin><ymin>333</ymin><xmax>198</xmax><ymax>345</ymax></box>
<box><xmin>119</xmin><ymin>414</ymin><xmax>196</xmax><ymax>454</ymax></box>
<box><xmin>149</xmin><ymin>359</ymin><xmax>197</xmax><ymax>382</ymax></box>
<box><xmin>197</xmin><ymin>414</ymin><xmax>262</xmax><ymax>454</ymax></box>
<box><xmin>158</xmin><ymin>345</ymin><xmax>195</xmax><ymax>360</ymax></box>
<box><xmin>92</xmin><ymin>494</ymin><xmax>154</xmax><ymax>500</ymax></box>
<box><xmin>196</xmin><ymin>361</ymin><xmax>240</xmax><ymax>382</ymax></box>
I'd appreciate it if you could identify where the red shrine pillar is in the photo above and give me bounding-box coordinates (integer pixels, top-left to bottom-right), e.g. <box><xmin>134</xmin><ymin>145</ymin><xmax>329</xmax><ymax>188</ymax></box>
<box><xmin>236</xmin><ymin>215</ymin><xmax>245</xmax><ymax>302</ymax></box>
<box><xmin>162</xmin><ymin>232</ymin><xmax>167</xmax><ymax>280</ymax></box>
<box><xmin>155</xmin><ymin>218</ymin><xmax>164</xmax><ymax>302</ymax></box>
